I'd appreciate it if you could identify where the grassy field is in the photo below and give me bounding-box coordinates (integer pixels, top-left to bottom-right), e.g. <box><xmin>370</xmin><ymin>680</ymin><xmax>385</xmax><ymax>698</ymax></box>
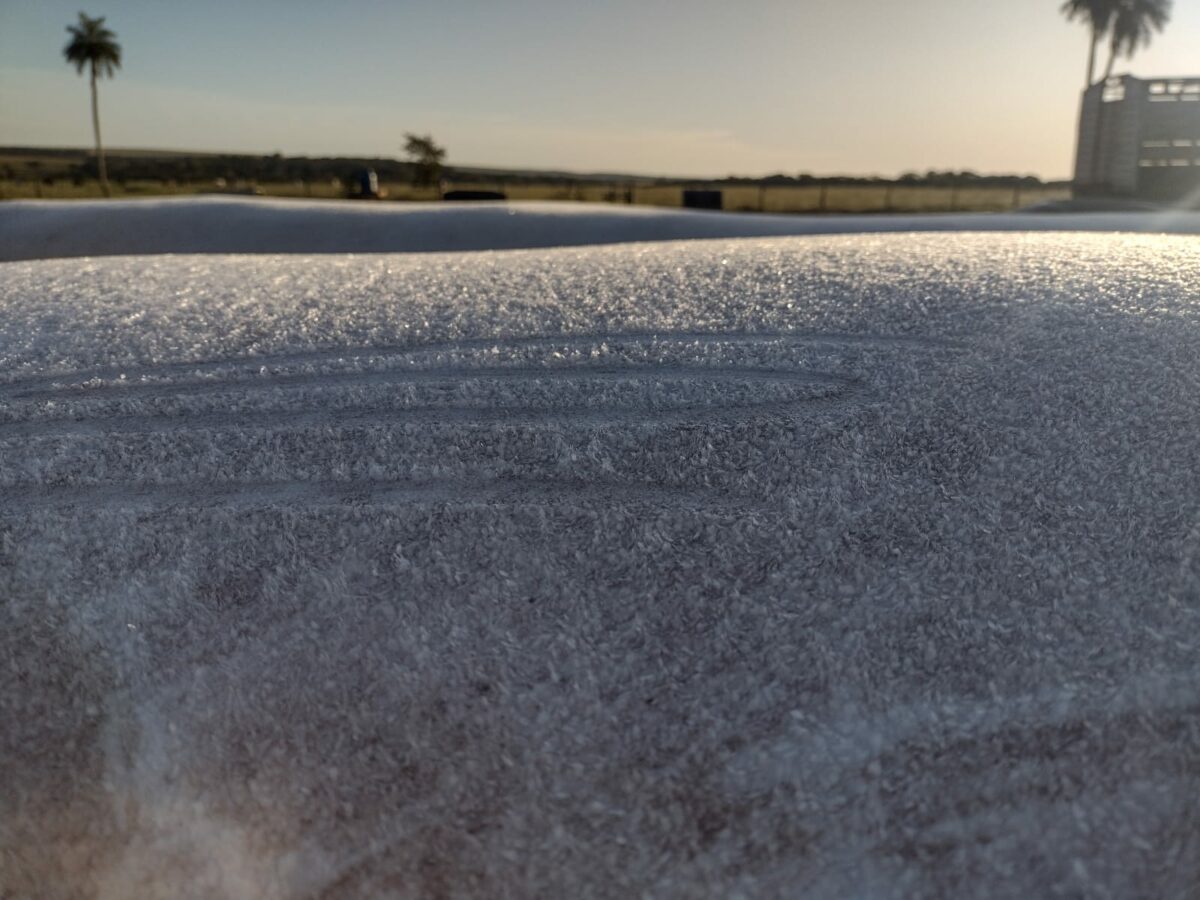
<box><xmin>0</xmin><ymin>147</ymin><xmax>1073</xmax><ymax>211</ymax></box>
<box><xmin>0</xmin><ymin>177</ymin><xmax>1072</xmax><ymax>212</ymax></box>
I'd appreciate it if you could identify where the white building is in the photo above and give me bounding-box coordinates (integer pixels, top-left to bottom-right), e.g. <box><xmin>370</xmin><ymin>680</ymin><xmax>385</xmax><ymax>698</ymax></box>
<box><xmin>1074</xmin><ymin>75</ymin><xmax>1200</xmax><ymax>203</ymax></box>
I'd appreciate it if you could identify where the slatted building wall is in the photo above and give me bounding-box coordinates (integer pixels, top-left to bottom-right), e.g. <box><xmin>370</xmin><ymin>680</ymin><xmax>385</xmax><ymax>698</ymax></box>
<box><xmin>1075</xmin><ymin>75</ymin><xmax>1200</xmax><ymax>204</ymax></box>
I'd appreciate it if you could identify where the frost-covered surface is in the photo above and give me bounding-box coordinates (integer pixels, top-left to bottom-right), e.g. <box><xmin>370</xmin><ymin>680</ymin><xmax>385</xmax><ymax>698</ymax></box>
<box><xmin>2</xmin><ymin>233</ymin><xmax>1200</xmax><ymax>898</ymax></box>
<box><xmin>3</xmin><ymin>195</ymin><xmax>1200</xmax><ymax>261</ymax></box>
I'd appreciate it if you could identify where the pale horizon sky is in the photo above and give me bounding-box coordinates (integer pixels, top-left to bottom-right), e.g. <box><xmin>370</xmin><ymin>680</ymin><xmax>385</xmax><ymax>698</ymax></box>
<box><xmin>1</xmin><ymin>0</ymin><xmax>1197</xmax><ymax>180</ymax></box>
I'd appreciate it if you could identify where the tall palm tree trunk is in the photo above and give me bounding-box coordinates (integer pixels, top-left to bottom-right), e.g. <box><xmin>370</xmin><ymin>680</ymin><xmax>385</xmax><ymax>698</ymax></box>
<box><xmin>1086</xmin><ymin>24</ymin><xmax>1099</xmax><ymax>86</ymax></box>
<box><xmin>1103</xmin><ymin>34</ymin><xmax>1118</xmax><ymax>80</ymax></box>
<box><xmin>90</xmin><ymin>62</ymin><xmax>110</xmax><ymax>197</ymax></box>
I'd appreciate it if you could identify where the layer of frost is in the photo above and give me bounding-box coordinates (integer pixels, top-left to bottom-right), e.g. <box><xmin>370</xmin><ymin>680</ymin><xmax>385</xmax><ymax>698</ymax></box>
<box><xmin>3</xmin><ymin>232</ymin><xmax>1200</xmax><ymax>898</ymax></box>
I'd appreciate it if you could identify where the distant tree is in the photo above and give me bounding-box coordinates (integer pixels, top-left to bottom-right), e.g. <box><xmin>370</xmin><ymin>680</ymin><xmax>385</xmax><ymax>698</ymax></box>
<box><xmin>63</xmin><ymin>13</ymin><xmax>121</xmax><ymax>197</ymax></box>
<box><xmin>1103</xmin><ymin>0</ymin><xmax>1172</xmax><ymax>79</ymax></box>
<box><xmin>403</xmin><ymin>133</ymin><xmax>446</xmax><ymax>186</ymax></box>
<box><xmin>1060</xmin><ymin>0</ymin><xmax>1118</xmax><ymax>87</ymax></box>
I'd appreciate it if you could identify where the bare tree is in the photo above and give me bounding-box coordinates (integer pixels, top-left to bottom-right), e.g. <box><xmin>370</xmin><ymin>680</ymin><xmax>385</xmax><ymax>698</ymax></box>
<box><xmin>403</xmin><ymin>134</ymin><xmax>446</xmax><ymax>187</ymax></box>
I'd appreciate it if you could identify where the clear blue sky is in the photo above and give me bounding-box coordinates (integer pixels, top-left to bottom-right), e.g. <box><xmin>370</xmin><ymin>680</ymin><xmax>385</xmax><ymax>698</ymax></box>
<box><xmin>2</xmin><ymin>0</ymin><xmax>1197</xmax><ymax>178</ymax></box>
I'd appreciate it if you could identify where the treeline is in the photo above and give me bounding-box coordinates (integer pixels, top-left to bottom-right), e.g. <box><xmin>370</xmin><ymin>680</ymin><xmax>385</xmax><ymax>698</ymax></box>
<box><xmin>1</xmin><ymin>148</ymin><xmax>1065</xmax><ymax>189</ymax></box>
<box><xmin>1</xmin><ymin>150</ymin><xmax>421</xmax><ymax>185</ymax></box>
<box><xmin>719</xmin><ymin>170</ymin><xmax>1063</xmax><ymax>188</ymax></box>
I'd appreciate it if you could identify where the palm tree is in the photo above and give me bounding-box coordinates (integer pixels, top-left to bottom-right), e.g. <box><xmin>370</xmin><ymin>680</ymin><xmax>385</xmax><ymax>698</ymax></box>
<box><xmin>63</xmin><ymin>13</ymin><xmax>121</xmax><ymax>198</ymax></box>
<box><xmin>1103</xmin><ymin>0</ymin><xmax>1172</xmax><ymax>80</ymax></box>
<box><xmin>1061</xmin><ymin>0</ymin><xmax>1118</xmax><ymax>88</ymax></box>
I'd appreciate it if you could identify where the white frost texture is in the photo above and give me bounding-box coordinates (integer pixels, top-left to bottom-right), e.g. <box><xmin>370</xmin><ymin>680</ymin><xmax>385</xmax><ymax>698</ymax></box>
<box><xmin>3</xmin><ymin>216</ymin><xmax>1200</xmax><ymax>899</ymax></box>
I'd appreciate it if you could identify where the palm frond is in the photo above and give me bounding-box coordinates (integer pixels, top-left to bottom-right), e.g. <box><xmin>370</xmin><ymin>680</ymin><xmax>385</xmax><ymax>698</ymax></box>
<box><xmin>1110</xmin><ymin>0</ymin><xmax>1172</xmax><ymax>59</ymax></box>
<box><xmin>1060</xmin><ymin>0</ymin><xmax>1119</xmax><ymax>29</ymax></box>
<box><xmin>62</xmin><ymin>12</ymin><xmax>122</xmax><ymax>78</ymax></box>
